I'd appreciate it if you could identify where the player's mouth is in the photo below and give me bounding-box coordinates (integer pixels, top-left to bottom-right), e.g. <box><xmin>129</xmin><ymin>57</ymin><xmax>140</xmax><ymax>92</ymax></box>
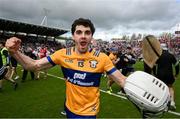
<box><xmin>80</xmin><ymin>41</ymin><xmax>88</xmax><ymax>47</ymax></box>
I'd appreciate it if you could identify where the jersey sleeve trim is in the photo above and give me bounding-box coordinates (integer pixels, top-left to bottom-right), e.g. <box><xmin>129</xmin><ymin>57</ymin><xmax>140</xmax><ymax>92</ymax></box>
<box><xmin>47</xmin><ymin>56</ymin><xmax>56</xmax><ymax>66</ymax></box>
<box><xmin>107</xmin><ymin>67</ymin><xmax>117</xmax><ymax>75</ymax></box>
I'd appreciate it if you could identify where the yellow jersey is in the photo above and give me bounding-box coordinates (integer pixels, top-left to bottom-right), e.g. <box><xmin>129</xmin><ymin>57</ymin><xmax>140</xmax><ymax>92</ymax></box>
<box><xmin>47</xmin><ymin>47</ymin><xmax>116</xmax><ymax>116</ymax></box>
<box><xmin>109</xmin><ymin>52</ymin><xmax>117</xmax><ymax>65</ymax></box>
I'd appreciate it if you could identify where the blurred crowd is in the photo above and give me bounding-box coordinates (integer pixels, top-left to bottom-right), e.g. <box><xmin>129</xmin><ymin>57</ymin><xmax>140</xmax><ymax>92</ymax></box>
<box><xmin>1</xmin><ymin>36</ymin><xmax>179</xmax><ymax>61</ymax></box>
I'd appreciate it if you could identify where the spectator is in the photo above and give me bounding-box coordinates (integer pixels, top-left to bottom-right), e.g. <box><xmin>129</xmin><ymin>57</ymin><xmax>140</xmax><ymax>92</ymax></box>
<box><xmin>38</xmin><ymin>45</ymin><xmax>48</xmax><ymax>79</ymax></box>
<box><xmin>106</xmin><ymin>50</ymin><xmax>118</xmax><ymax>94</ymax></box>
<box><xmin>21</xmin><ymin>46</ymin><xmax>37</xmax><ymax>82</ymax></box>
<box><xmin>142</xmin><ymin>35</ymin><xmax>179</xmax><ymax>111</ymax></box>
<box><xmin>0</xmin><ymin>41</ymin><xmax>18</xmax><ymax>91</ymax></box>
<box><xmin>116</xmin><ymin>47</ymin><xmax>136</xmax><ymax>95</ymax></box>
<box><xmin>10</xmin><ymin>56</ymin><xmax>19</xmax><ymax>80</ymax></box>
<box><xmin>156</xmin><ymin>43</ymin><xmax>179</xmax><ymax>110</ymax></box>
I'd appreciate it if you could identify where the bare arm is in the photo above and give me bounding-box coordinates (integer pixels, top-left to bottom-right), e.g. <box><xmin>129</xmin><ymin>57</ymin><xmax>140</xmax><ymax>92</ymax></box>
<box><xmin>6</xmin><ymin>37</ymin><xmax>53</xmax><ymax>71</ymax></box>
<box><xmin>108</xmin><ymin>70</ymin><xmax>126</xmax><ymax>88</ymax></box>
<box><xmin>12</xmin><ymin>51</ymin><xmax>52</xmax><ymax>71</ymax></box>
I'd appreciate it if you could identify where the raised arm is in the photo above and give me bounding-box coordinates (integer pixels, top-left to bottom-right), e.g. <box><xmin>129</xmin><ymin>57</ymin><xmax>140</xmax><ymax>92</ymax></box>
<box><xmin>5</xmin><ymin>37</ymin><xmax>53</xmax><ymax>71</ymax></box>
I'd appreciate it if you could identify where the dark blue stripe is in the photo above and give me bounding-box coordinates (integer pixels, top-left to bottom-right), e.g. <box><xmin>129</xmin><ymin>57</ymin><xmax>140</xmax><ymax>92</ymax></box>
<box><xmin>65</xmin><ymin>106</ymin><xmax>96</xmax><ymax>118</ymax></box>
<box><xmin>61</xmin><ymin>67</ymin><xmax>101</xmax><ymax>87</ymax></box>
<box><xmin>47</xmin><ymin>56</ymin><xmax>56</xmax><ymax>66</ymax></box>
<box><xmin>107</xmin><ymin>67</ymin><xmax>117</xmax><ymax>75</ymax></box>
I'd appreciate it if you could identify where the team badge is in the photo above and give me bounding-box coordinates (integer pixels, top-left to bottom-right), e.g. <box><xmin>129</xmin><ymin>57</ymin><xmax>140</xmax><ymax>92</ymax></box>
<box><xmin>89</xmin><ymin>60</ymin><xmax>98</xmax><ymax>68</ymax></box>
<box><xmin>78</xmin><ymin>60</ymin><xmax>84</xmax><ymax>67</ymax></box>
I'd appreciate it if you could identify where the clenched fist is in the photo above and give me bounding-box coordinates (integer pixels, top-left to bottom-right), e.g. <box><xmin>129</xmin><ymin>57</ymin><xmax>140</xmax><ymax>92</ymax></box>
<box><xmin>5</xmin><ymin>37</ymin><xmax>21</xmax><ymax>54</ymax></box>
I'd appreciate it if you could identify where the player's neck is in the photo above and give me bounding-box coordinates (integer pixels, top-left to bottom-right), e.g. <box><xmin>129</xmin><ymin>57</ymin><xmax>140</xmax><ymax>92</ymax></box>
<box><xmin>74</xmin><ymin>47</ymin><xmax>88</xmax><ymax>55</ymax></box>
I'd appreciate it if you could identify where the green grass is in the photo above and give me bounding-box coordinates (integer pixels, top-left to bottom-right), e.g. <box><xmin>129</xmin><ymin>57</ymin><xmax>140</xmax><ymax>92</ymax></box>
<box><xmin>0</xmin><ymin>61</ymin><xmax>180</xmax><ymax>118</ymax></box>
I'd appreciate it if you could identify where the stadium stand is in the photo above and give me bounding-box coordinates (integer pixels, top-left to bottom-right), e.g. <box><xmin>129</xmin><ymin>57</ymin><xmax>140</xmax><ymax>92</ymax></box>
<box><xmin>0</xmin><ymin>18</ymin><xmax>68</xmax><ymax>37</ymax></box>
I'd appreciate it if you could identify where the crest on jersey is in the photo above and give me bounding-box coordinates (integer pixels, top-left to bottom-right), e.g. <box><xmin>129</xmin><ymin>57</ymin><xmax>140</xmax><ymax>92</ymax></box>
<box><xmin>89</xmin><ymin>60</ymin><xmax>98</xmax><ymax>68</ymax></box>
<box><xmin>78</xmin><ymin>60</ymin><xmax>84</xmax><ymax>67</ymax></box>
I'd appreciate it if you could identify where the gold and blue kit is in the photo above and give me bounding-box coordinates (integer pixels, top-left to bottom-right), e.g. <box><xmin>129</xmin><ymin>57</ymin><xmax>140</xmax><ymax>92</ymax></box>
<box><xmin>47</xmin><ymin>47</ymin><xmax>116</xmax><ymax>116</ymax></box>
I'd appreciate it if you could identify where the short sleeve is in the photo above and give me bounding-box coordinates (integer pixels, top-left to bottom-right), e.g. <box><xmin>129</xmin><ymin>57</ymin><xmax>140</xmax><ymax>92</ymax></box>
<box><xmin>103</xmin><ymin>54</ymin><xmax>117</xmax><ymax>74</ymax></box>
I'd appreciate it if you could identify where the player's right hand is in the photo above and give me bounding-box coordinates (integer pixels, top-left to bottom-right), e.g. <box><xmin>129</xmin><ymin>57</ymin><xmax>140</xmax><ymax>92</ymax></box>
<box><xmin>5</xmin><ymin>37</ymin><xmax>21</xmax><ymax>54</ymax></box>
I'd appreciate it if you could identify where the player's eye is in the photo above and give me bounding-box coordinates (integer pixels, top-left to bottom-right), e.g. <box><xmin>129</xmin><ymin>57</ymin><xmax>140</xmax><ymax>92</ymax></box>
<box><xmin>75</xmin><ymin>30</ymin><xmax>82</xmax><ymax>35</ymax></box>
<box><xmin>85</xmin><ymin>30</ymin><xmax>91</xmax><ymax>35</ymax></box>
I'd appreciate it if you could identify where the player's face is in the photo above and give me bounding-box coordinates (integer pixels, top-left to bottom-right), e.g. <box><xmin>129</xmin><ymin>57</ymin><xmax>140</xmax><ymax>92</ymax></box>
<box><xmin>73</xmin><ymin>25</ymin><xmax>92</xmax><ymax>54</ymax></box>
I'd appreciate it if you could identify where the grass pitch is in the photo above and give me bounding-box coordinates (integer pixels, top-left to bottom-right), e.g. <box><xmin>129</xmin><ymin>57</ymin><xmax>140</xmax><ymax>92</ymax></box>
<box><xmin>0</xmin><ymin>61</ymin><xmax>180</xmax><ymax>118</ymax></box>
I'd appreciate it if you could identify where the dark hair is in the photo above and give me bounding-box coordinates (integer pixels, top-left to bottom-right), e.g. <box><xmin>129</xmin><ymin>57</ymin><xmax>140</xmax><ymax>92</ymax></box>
<box><xmin>71</xmin><ymin>18</ymin><xmax>95</xmax><ymax>35</ymax></box>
